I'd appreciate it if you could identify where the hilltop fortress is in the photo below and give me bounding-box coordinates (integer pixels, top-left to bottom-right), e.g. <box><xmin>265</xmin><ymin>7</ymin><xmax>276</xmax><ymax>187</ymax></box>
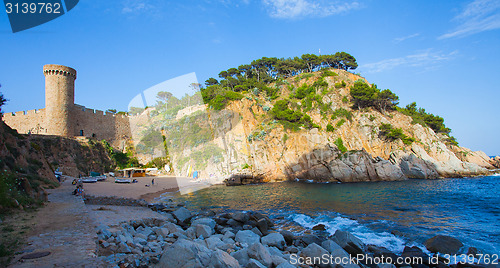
<box><xmin>2</xmin><ymin>64</ymin><xmax>131</xmax><ymax>148</ymax></box>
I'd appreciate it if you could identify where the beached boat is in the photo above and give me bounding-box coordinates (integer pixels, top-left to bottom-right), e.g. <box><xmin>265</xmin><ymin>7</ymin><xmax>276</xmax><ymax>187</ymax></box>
<box><xmin>115</xmin><ymin>178</ymin><xmax>131</xmax><ymax>183</ymax></box>
<box><xmin>82</xmin><ymin>177</ymin><xmax>98</xmax><ymax>183</ymax></box>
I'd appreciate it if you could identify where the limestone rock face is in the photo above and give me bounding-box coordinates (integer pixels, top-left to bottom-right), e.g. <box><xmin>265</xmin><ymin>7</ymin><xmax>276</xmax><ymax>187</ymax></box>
<box><xmin>399</xmin><ymin>153</ymin><xmax>439</xmax><ymax>179</ymax></box>
<box><xmin>491</xmin><ymin>156</ymin><xmax>500</xmax><ymax>168</ymax></box>
<box><xmin>210</xmin><ymin>96</ymin><xmax>494</xmax><ymax>183</ymax></box>
<box><xmin>287</xmin><ymin>148</ymin><xmax>405</xmax><ymax>183</ymax></box>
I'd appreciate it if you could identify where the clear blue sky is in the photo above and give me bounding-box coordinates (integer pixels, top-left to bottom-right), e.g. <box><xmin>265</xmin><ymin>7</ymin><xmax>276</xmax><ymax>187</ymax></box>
<box><xmin>1</xmin><ymin>0</ymin><xmax>499</xmax><ymax>155</ymax></box>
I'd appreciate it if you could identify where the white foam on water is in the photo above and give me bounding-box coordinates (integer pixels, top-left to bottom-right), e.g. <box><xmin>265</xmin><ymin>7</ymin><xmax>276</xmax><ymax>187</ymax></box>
<box><xmin>289</xmin><ymin>213</ymin><xmax>408</xmax><ymax>253</ymax></box>
<box><xmin>352</xmin><ymin>231</ymin><xmax>406</xmax><ymax>253</ymax></box>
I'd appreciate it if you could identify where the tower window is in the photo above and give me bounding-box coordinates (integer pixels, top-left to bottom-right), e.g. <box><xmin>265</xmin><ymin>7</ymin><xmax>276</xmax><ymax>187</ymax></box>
<box><xmin>80</xmin><ymin>130</ymin><xmax>84</xmax><ymax>136</ymax></box>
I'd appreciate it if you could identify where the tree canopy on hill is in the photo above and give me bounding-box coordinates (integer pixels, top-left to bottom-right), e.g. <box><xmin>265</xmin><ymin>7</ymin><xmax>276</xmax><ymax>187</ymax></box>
<box><xmin>398</xmin><ymin>102</ymin><xmax>452</xmax><ymax>135</ymax></box>
<box><xmin>197</xmin><ymin>53</ymin><xmax>456</xmax><ymax>146</ymax></box>
<box><xmin>348</xmin><ymin>81</ymin><xmax>454</xmax><ymax>142</ymax></box>
<box><xmin>350</xmin><ymin>81</ymin><xmax>399</xmax><ymax>113</ymax></box>
<box><xmin>201</xmin><ymin>52</ymin><xmax>357</xmax><ymax>110</ymax></box>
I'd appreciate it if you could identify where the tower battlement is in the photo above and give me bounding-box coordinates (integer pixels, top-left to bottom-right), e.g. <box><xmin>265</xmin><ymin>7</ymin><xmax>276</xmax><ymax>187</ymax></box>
<box><xmin>43</xmin><ymin>64</ymin><xmax>77</xmax><ymax>79</ymax></box>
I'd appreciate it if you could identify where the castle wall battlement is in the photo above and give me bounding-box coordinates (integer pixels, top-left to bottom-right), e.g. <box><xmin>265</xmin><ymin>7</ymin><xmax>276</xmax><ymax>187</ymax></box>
<box><xmin>2</xmin><ymin>108</ymin><xmax>46</xmax><ymax>134</ymax></box>
<box><xmin>3</xmin><ymin>106</ymin><xmax>129</xmax><ymax>118</ymax></box>
<box><xmin>2</xmin><ymin>64</ymin><xmax>132</xmax><ymax>149</ymax></box>
<box><xmin>3</xmin><ymin>109</ymin><xmax>44</xmax><ymax>117</ymax></box>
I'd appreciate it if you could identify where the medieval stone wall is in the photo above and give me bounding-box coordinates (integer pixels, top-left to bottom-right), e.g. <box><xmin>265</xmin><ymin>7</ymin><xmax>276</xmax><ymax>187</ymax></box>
<box><xmin>2</xmin><ymin>109</ymin><xmax>47</xmax><ymax>134</ymax></box>
<box><xmin>2</xmin><ymin>104</ymin><xmax>131</xmax><ymax>148</ymax></box>
<box><xmin>1</xmin><ymin>64</ymin><xmax>132</xmax><ymax>149</ymax></box>
<box><xmin>72</xmin><ymin>105</ymin><xmax>131</xmax><ymax>148</ymax></box>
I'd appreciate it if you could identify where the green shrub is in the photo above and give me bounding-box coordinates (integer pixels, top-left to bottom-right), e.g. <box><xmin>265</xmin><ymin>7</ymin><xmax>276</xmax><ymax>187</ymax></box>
<box><xmin>350</xmin><ymin>81</ymin><xmax>399</xmax><ymax>112</ymax></box>
<box><xmin>445</xmin><ymin>136</ymin><xmax>459</xmax><ymax>146</ymax></box>
<box><xmin>334</xmin><ymin>138</ymin><xmax>347</xmax><ymax>153</ymax></box>
<box><xmin>336</xmin><ymin>119</ymin><xmax>346</xmax><ymax>127</ymax></box>
<box><xmin>294</xmin><ymin>84</ymin><xmax>313</xmax><ymax>99</ymax></box>
<box><xmin>300</xmin><ymin>73</ymin><xmax>314</xmax><ymax>80</ymax></box>
<box><xmin>0</xmin><ymin>171</ymin><xmax>37</xmax><ymax>213</ymax></box>
<box><xmin>264</xmin><ymin>86</ymin><xmax>279</xmax><ymax>100</ymax></box>
<box><xmin>379</xmin><ymin>123</ymin><xmax>415</xmax><ymax>145</ymax></box>
<box><xmin>271</xmin><ymin>100</ymin><xmax>302</xmax><ymax>122</ymax></box>
<box><xmin>326</xmin><ymin>124</ymin><xmax>335</xmax><ymax>132</ymax></box>
<box><xmin>335</xmin><ymin>81</ymin><xmax>346</xmax><ymax>88</ymax></box>
<box><xmin>398</xmin><ymin>102</ymin><xmax>451</xmax><ymax>135</ymax></box>
<box><xmin>209</xmin><ymin>91</ymin><xmax>244</xmax><ymax>110</ymax></box>
<box><xmin>369</xmin><ymin>115</ymin><xmax>376</xmax><ymax>121</ymax></box>
<box><xmin>144</xmin><ymin>157</ymin><xmax>169</xmax><ymax>169</ymax></box>
<box><xmin>321</xmin><ymin>69</ymin><xmax>338</xmax><ymax>77</ymax></box>
<box><xmin>312</xmin><ymin>79</ymin><xmax>328</xmax><ymax>89</ymax></box>
<box><xmin>101</xmin><ymin>140</ymin><xmax>139</xmax><ymax>169</ymax></box>
<box><xmin>271</xmin><ymin>100</ymin><xmax>318</xmax><ymax>130</ymax></box>
<box><xmin>210</xmin><ymin>95</ymin><xmax>227</xmax><ymax>110</ymax></box>
<box><xmin>331</xmin><ymin>108</ymin><xmax>353</xmax><ymax>121</ymax></box>
<box><xmin>342</xmin><ymin>96</ymin><xmax>349</xmax><ymax>103</ymax></box>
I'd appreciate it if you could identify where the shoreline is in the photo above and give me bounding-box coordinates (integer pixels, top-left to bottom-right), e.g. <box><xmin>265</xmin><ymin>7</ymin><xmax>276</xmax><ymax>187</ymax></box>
<box><xmin>87</xmin><ymin>196</ymin><xmax>485</xmax><ymax>268</ymax></box>
<box><xmin>8</xmin><ymin>176</ymin><xmax>498</xmax><ymax>267</ymax></box>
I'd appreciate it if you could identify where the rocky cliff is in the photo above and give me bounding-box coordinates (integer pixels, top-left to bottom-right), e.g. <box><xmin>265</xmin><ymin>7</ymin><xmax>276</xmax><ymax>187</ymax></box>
<box><xmin>28</xmin><ymin>136</ymin><xmax>114</xmax><ymax>177</ymax></box>
<box><xmin>0</xmin><ymin>120</ymin><xmax>54</xmax><ymax>210</ymax></box>
<box><xmin>131</xmin><ymin>69</ymin><xmax>496</xmax><ymax>183</ymax></box>
<box><xmin>0</xmin><ymin>119</ymin><xmax>115</xmax><ymax>211</ymax></box>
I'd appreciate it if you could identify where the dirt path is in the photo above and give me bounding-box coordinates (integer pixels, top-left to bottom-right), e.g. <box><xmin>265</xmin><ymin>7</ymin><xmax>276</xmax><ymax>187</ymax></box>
<box><xmin>9</xmin><ymin>179</ymin><xmax>104</xmax><ymax>267</ymax></box>
<box><xmin>7</xmin><ymin>177</ymin><xmax>183</xmax><ymax>267</ymax></box>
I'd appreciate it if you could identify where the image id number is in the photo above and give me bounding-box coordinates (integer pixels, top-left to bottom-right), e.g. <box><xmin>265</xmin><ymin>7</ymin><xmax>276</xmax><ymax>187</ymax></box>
<box><xmin>5</xmin><ymin>2</ymin><xmax>62</xmax><ymax>14</ymax></box>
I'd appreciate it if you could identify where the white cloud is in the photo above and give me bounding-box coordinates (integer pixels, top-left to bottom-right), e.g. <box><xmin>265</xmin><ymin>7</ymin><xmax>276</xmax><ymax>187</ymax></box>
<box><xmin>262</xmin><ymin>0</ymin><xmax>361</xmax><ymax>19</ymax></box>
<box><xmin>122</xmin><ymin>0</ymin><xmax>155</xmax><ymax>14</ymax></box>
<box><xmin>439</xmin><ymin>0</ymin><xmax>500</xmax><ymax>39</ymax></box>
<box><xmin>361</xmin><ymin>49</ymin><xmax>458</xmax><ymax>73</ymax></box>
<box><xmin>394</xmin><ymin>33</ymin><xmax>420</xmax><ymax>43</ymax></box>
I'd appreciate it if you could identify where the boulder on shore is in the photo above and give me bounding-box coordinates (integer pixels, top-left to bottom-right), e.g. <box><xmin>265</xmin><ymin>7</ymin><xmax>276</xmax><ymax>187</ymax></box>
<box><xmin>331</xmin><ymin>230</ymin><xmax>365</xmax><ymax>255</ymax></box>
<box><xmin>261</xmin><ymin>233</ymin><xmax>286</xmax><ymax>250</ymax></box>
<box><xmin>172</xmin><ymin>207</ymin><xmax>192</xmax><ymax>223</ymax></box>
<box><xmin>235</xmin><ymin>230</ymin><xmax>261</xmax><ymax>246</ymax></box>
<box><xmin>156</xmin><ymin>239</ymin><xmax>212</xmax><ymax>267</ymax></box>
<box><xmin>301</xmin><ymin>243</ymin><xmax>334</xmax><ymax>268</ymax></box>
<box><xmin>424</xmin><ymin>235</ymin><xmax>463</xmax><ymax>255</ymax></box>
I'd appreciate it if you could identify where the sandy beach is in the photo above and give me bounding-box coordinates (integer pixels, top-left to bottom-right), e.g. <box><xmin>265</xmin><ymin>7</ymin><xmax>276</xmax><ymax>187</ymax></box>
<box><xmin>83</xmin><ymin>176</ymin><xmax>213</xmax><ymax>202</ymax></box>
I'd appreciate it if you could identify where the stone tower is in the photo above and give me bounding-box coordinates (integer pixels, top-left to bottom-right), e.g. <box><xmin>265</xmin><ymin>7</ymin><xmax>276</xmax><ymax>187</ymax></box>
<box><xmin>43</xmin><ymin>64</ymin><xmax>76</xmax><ymax>136</ymax></box>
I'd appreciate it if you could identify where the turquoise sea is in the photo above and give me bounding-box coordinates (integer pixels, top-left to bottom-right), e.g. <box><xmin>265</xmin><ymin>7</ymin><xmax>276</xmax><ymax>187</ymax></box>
<box><xmin>175</xmin><ymin>174</ymin><xmax>500</xmax><ymax>254</ymax></box>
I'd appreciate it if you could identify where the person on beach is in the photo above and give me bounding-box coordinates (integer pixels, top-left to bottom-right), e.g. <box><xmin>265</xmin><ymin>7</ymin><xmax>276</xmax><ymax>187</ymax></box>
<box><xmin>78</xmin><ymin>185</ymin><xmax>85</xmax><ymax>197</ymax></box>
<box><xmin>152</xmin><ymin>178</ymin><xmax>155</xmax><ymax>186</ymax></box>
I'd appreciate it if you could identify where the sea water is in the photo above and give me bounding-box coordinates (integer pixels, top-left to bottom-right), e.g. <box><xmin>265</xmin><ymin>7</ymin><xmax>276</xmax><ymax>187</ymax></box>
<box><xmin>175</xmin><ymin>175</ymin><xmax>500</xmax><ymax>254</ymax></box>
